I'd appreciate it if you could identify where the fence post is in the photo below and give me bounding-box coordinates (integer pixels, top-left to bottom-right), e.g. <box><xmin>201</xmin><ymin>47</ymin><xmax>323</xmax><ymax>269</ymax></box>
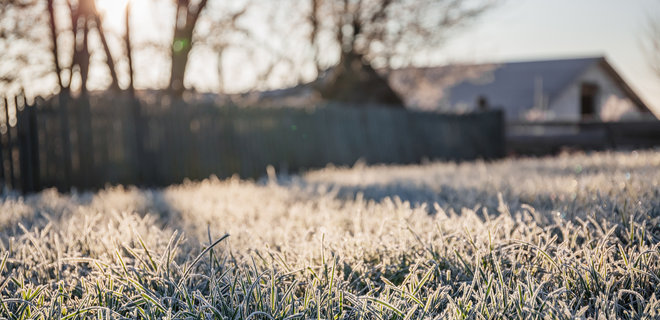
<box><xmin>130</xmin><ymin>96</ymin><xmax>144</xmax><ymax>185</ymax></box>
<box><xmin>3</xmin><ymin>96</ymin><xmax>15</xmax><ymax>190</ymax></box>
<box><xmin>16</xmin><ymin>93</ymin><xmax>34</xmax><ymax>193</ymax></box>
<box><xmin>27</xmin><ymin>95</ymin><xmax>40</xmax><ymax>192</ymax></box>
<box><xmin>16</xmin><ymin>93</ymin><xmax>40</xmax><ymax>193</ymax></box>
<box><xmin>74</xmin><ymin>94</ymin><xmax>95</xmax><ymax>189</ymax></box>
<box><xmin>58</xmin><ymin>92</ymin><xmax>72</xmax><ymax>191</ymax></box>
<box><xmin>0</xmin><ymin>97</ymin><xmax>5</xmax><ymax>191</ymax></box>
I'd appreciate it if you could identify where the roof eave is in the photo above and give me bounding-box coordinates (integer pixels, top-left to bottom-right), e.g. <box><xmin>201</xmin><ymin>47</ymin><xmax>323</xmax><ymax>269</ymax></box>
<box><xmin>545</xmin><ymin>57</ymin><xmax>603</xmax><ymax>108</ymax></box>
<box><xmin>597</xmin><ymin>58</ymin><xmax>654</xmax><ymax>116</ymax></box>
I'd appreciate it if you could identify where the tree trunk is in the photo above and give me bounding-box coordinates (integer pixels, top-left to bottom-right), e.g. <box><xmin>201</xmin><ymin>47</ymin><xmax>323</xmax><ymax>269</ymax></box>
<box><xmin>168</xmin><ymin>27</ymin><xmax>193</xmax><ymax>97</ymax></box>
<box><xmin>124</xmin><ymin>2</ymin><xmax>135</xmax><ymax>96</ymax></box>
<box><xmin>46</xmin><ymin>0</ymin><xmax>64</xmax><ymax>91</ymax></box>
<box><xmin>78</xmin><ymin>20</ymin><xmax>91</xmax><ymax>94</ymax></box>
<box><xmin>94</xmin><ymin>14</ymin><xmax>120</xmax><ymax>91</ymax></box>
<box><xmin>168</xmin><ymin>0</ymin><xmax>208</xmax><ymax>98</ymax></box>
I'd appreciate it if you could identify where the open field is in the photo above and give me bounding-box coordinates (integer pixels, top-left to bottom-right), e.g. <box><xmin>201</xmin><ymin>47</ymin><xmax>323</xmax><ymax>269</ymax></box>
<box><xmin>1</xmin><ymin>151</ymin><xmax>660</xmax><ymax>319</ymax></box>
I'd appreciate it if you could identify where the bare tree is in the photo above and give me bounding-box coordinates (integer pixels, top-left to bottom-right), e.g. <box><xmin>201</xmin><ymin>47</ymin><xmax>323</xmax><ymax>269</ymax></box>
<box><xmin>50</xmin><ymin>0</ymin><xmax>121</xmax><ymax>94</ymax></box>
<box><xmin>0</xmin><ymin>1</ymin><xmax>108</xmax><ymax>95</ymax></box>
<box><xmin>124</xmin><ymin>1</ymin><xmax>135</xmax><ymax>95</ymax></box>
<box><xmin>1</xmin><ymin>0</ymin><xmax>254</xmax><ymax>98</ymax></box>
<box><xmin>302</xmin><ymin>0</ymin><xmax>497</xmax><ymax>105</ymax></box>
<box><xmin>186</xmin><ymin>0</ymin><xmax>249</xmax><ymax>93</ymax></box>
<box><xmin>165</xmin><ymin>0</ymin><xmax>251</xmax><ymax>98</ymax></box>
<box><xmin>93</xmin><ymin>6</ymin><xmax>120</xmax><ymax>91</ymax></box>
<box><xmin>0</xmin><ymin>0</ymin><xmax>50</xmax><ymax>94</ymax></box>
<box><xmin>0</xmin><ymin>0</ymin><xmax>131</xmax><ymax>97</ymax></box>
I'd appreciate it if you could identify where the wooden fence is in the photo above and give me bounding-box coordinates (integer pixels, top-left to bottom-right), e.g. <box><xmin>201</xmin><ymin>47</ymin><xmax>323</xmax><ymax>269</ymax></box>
<box><xmin>0</xmin><ymin>93</ymin><xmax>505</xmax><ymax>193</ymax></box>
<box><xmin>0</xmin><ymin>95</ymin><xmax>40</xmax><ymax>193</ymax></box>
<box><xmin>508</xmin><ymin>120</ymin><xmax>660</xmax><ymax>155</ymax></box>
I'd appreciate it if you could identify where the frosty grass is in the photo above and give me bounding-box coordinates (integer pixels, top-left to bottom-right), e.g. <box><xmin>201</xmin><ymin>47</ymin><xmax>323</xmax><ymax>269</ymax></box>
<box><xmin>1</xmin><ymin>150</ymin><xmax>659</xmax><ymax>319</ymax></box>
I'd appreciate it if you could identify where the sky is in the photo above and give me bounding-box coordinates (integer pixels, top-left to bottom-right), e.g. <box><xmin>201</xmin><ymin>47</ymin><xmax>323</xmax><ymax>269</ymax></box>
<box><xmin>436</xmin><ymin>0</ymin><xmax>660</xmax><ymax>115</ymax></box>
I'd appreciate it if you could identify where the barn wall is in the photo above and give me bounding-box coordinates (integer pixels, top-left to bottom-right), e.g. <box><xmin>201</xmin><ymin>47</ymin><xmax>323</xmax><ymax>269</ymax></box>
<box><xmin>549</xmin><ymin>63</ymin><xmax>643</xmax><ymax>121</ymax></box>
<box><xmin>550</xmin><ymin>83</ymin><xmax>580</xmax><ymax>121</ymax></box>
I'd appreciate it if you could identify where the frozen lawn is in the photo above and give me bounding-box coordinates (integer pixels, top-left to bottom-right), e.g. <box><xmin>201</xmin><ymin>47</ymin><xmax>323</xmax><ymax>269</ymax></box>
<box><xmin>1</xmin><ymin>151</ymin><xmax>659</xmax><ymax>319</ymax></box>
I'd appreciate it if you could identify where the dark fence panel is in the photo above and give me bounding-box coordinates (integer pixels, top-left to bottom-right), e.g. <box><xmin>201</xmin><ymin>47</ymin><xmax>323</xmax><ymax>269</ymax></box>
<box><xmin>1</xmin><ymin>93</ymin><xmax>505</xmax><ymax>193</ymax></box>
<box><xmin>1</xmin><ymin>94</ymin><xmax>41</xmax><ymax>193</ymax></box>
<box><xmin>508</xmin><ymin>120</ymin><xmax>660</xmax><ymax>155</ymax></box>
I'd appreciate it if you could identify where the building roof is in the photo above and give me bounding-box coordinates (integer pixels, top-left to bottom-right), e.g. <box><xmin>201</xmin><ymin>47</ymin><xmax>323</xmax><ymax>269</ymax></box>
<box><xmin>388</xmin><ymin>56</ymin><xmax>652</xmax><ymax>118</ymax></box>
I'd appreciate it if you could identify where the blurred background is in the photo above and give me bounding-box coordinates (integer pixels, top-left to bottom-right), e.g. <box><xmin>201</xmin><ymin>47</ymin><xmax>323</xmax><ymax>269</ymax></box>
<box><xmin>0</xmin><ymin>0</ymin><xmax>659</xmax><ymax>193</ymax></box>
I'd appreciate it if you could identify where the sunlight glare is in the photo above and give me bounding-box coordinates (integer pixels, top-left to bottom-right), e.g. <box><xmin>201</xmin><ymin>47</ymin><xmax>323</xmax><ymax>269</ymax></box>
<box><xmin>96</xmin><ymin>0</ymin><xmax>130</xmax><ymax>23</ymax></box>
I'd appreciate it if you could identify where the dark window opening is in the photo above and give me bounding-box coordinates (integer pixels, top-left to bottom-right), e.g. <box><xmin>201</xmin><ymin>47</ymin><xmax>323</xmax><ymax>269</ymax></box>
<box><xmin>580</xmin><ymin>83</ymin><xmax>599</xmax><ymax>119</ymax></box>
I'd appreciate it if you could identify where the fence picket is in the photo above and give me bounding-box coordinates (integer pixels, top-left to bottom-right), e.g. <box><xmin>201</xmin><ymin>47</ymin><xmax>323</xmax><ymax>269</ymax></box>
<box><xmin>0</xmin><ymin>98</ymin><xmax>5</xmax><ymax>190</ymax></box>
<box><xmin>3</xmin><ymin>97</ymin><xmax>15</xmax><ymax>190</ymax></box>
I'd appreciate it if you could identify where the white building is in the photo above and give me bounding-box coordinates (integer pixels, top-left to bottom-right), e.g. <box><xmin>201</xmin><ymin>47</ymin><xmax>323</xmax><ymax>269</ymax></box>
<box><xmin>389</xmin><ymin>56</ymin><xmax>655</xmax><ymax>122</ymax></box>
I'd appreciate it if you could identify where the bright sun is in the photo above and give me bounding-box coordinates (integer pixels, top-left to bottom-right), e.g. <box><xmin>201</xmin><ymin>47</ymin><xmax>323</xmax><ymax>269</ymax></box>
<box><xmin>95</xmin><ymin>0</ymin><xmax>130</xmax><ymax>22</ymax></box>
